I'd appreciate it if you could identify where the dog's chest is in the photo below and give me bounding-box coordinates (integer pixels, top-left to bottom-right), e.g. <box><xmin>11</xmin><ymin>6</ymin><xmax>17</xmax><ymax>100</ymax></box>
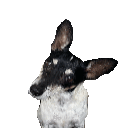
<box><xmin>37</xmin><ymin>84</ymin><xmax>88</xmax><ymax>128</ymax></box>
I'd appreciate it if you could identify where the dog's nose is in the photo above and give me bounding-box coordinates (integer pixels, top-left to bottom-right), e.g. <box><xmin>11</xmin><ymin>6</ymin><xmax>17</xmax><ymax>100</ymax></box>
<box><xmin>30</xmin><ymin>85</ymin><xmax>40</xmax><ymax>96</ymax></box>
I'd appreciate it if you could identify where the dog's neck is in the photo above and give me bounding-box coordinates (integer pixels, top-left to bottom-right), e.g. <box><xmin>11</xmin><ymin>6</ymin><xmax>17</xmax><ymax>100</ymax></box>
<box><xmin>40</xmin><ymin>82</ymin><xmax>85</xmax><ymax>104</ymax></box>
<box><xmin>37</xmin><ymin>82</ymin><xmax>88</xmax><ymax>128</ymax></box>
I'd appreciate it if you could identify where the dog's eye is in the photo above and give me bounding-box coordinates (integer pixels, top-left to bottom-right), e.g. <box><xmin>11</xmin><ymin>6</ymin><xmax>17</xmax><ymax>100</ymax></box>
<box><xmin>43</xmin><ymin>61</ymin><xmax>54</xmax><ymax>75</ymax></box>
<box><xmin>44</xmin><ymin>61</ymin><xmax>52</xmax><ymax>68</ymax></box>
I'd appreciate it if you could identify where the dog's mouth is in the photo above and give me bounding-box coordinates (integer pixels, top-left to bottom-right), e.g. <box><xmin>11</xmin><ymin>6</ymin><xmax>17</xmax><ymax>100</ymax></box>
<box><xmin>64</xmin><ymin>85</ymin><xmax>76</xmax><ymax>92</ymax></box>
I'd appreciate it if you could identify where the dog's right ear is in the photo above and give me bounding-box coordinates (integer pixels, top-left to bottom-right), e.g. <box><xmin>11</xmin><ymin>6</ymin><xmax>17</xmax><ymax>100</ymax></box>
<box><xmin>51</xmin><ymin>19</ymin><xmax>73</xmax><ymax>51</ymax></box>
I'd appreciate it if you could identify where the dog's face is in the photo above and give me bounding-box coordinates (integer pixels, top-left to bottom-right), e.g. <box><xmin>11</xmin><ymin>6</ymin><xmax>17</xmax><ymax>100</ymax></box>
<box><xmin>29</xmin><ymin>19</ymin><xmax>118</xmax><ymax>100</ymax></box>
<box><xmin>30</xmin><ymin>50</ymin><xmax>86</xmax><ymax>98</ymax></box>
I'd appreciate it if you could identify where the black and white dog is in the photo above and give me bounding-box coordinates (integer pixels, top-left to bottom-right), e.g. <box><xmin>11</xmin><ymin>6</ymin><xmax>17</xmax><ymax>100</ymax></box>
<box><xmin>29</xmin><ymin>19</ymin><xmax>118</xmax><ymax>128</ymax></box>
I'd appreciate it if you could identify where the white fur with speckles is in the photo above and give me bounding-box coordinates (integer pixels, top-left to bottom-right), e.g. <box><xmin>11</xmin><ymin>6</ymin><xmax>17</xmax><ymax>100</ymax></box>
<box><xmin>37</xmin><ymin>83</ymin><xmax>88</xmax><ymax>128</ymax></box>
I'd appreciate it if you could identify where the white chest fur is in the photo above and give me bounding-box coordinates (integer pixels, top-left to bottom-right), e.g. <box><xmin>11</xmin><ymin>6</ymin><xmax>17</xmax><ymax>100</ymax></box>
<box><xmin>37</xmin><ymin>84</ymin><xmax>88</xmax><ymax>128</ymax></box>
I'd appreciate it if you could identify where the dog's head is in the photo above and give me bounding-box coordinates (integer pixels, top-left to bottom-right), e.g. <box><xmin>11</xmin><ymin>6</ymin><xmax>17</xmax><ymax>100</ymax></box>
<box><xmin>29</xmin><ymin>19</ymin><xmax>118</xmax><ymax>100</ymax></box>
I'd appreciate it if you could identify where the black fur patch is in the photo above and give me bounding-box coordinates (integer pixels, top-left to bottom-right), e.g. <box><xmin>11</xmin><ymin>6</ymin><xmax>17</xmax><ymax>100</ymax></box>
<box><xmin>42</xmin><ymin>51</ymin><xmax>86</xmax><ymax>92</ymax></box>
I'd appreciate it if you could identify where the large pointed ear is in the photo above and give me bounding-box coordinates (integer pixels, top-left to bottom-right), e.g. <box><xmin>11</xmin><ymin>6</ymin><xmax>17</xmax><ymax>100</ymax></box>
<box><xmin>51</xmin><ymin>19</ymin><xmax>73</xmax><ymax>51</ymax></box>
<box><xmin>84</xmin><ymin>58</ymin><xmax>118</xmax><ymax>80</ymax></box>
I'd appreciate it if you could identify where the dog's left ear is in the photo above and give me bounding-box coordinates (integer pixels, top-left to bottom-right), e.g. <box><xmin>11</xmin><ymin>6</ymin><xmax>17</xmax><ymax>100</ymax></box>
<box><xmin>51</xmin><ymin>19</ymin><xmax>73</xmax><ymax>51</ymax></box>
<box><xmin>84</xmin><ymin>58</ymin><xmax>118</xmax><ymax>80</ymax></box>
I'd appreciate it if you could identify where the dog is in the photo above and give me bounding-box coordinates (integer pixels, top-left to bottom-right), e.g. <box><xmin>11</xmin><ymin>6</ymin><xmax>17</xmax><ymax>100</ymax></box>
<box><xmin>29</xmin><ymin>19</ymin><xmax>118</xmax><ymax>128</ymax></box>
